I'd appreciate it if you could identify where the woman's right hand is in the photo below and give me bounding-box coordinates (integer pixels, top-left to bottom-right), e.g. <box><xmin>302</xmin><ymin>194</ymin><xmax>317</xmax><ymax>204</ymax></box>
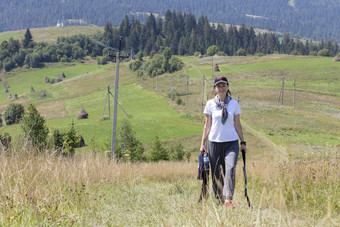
<box><xmin>200</xmin><ymin>144</ymin><xmax>206</xmax><ymax>154</ymax></box>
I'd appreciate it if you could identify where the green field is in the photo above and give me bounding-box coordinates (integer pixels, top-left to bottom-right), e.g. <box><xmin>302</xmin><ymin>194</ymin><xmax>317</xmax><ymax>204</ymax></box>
<box><xmin>0</xmin><ymin>26</ymin><xmax>103</xmax><ymax>43</ymax></box>
<box><xmin>1</xmin><ymin>55</ymin><xmax>339</xmax><ymax>153</ymax></box>
<box><xmin>1</xmin><ymin>50</ymin><xmax>339</xmax><ymax>225</ymax></box>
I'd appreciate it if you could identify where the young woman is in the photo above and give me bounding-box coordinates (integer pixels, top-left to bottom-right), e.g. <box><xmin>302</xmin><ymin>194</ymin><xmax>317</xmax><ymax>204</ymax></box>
<box><xmin>200</xmin><ymin>76</ymin><xmax>247</xmax><ymax>207</ymax></box>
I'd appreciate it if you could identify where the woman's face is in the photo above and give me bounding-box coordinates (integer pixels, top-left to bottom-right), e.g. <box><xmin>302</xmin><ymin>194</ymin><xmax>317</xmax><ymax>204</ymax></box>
<box><xmin>214</xmin><ymin>82</ymin><xmax>229</xmax><ymax>95</ymax></box>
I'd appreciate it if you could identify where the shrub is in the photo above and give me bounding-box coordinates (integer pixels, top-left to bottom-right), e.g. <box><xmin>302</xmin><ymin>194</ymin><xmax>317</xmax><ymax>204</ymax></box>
<box><xmin>4</xmin><ymin>103</ymin><xmax>25</xmax><ymax>125</ymax></box>
<box><xmin>3</xmin><ymin>57</ymin><xmax>16</xmax><ymax>72</ymax></box>
<box><xmin>216</xmin><ymin>51</ymin><xmax>226</xmax><ymax>56</ymax></box>
<box><xmin>176</xmin><ymin>97</ymin><xmax>183</xmax><ymax>105</ymax></box>
<box><xmin>207</xmin><ymin>45</ymin><xmax>219</xmax><ymax>56</ymax></box>
<box><xmin>129</xmin><ymin>60</ymin><xmax>142</xmax><ymax>71</ymax></box>
<box><xmin>21</xmin><ymin>103</ymin><xmax>49</xmax><ymax>149</ymax></box>
<box><xmin>145</xmin><ymin>54</ymin><xmax>164</xmax><ymax>77</ymax></box>
<box><xmin>309</xmin><ymin>51</ymin><xmax>318</xmax><ymax>56</ymax></box>
<box><xmin>0</xmin><ymin>133</ymin><xmax>12</xmax><ymax>150</ymax></box>
<box><xmin>168</xmin><ymin>56</ymin><xmax>184</xmax><ymax>73</ymax></box>
<box><xmin>236</xmin><ymin>48</ymin><xmax>247</xmax><ymax>56</ymax></box>
<box><xmin>171</xmin><ymin>142</ymin><xmax>185</xmax><ymax>161</ymax></box>
<box><xmin>291</xmin><ymin>50</ymin><xmax>301</xmax><ymax>55</ymax></box>
<box><xmin>48</xmin><ymin>128</ymin><xmax>65</xmax><ymax>151</ymax></box>
<box><xmin>150</xmin><ymin>135</ymin><xmax>169</xmax><ymax>161</ymax></box>
<box><xmin>49</xmin><ymin>78</ymin><xmax>56</xmax><ymax>84</ymax></box>
<box><xmin>62</xmin><ymin>124</ymin><xmax>80</xmax><ymax>156</ymax></box>
<box><xmin>318</xmin><ymin>49</ymin><xmax>330</xmax><ymax>57</ymax></box>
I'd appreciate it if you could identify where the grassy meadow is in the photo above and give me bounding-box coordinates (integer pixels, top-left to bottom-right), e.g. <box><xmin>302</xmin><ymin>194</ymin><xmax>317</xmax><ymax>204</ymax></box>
<box><xmin>0</xmin><ymin>26</ymin><xmax>103</xmax><ymax>43</ymax></box>
<box><xmin>0</xmin><ymin>27</ymin><xmax>339</xmax><ymax>225</ymax></box>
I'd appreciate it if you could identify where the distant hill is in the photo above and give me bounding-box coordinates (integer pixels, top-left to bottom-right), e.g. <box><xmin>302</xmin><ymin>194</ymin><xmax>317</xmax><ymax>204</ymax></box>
<box><xmin>1</xmin><ymin>0</ymin><xmax>340</xmax><ymax>42</ymax></box>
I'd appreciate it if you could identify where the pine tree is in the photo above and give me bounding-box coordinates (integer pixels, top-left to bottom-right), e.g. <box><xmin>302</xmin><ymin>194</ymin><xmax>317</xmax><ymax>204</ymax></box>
<box><xmin>62</xmin><ymin>123</ymin><xmax>80</xmax><ymax>156</ymax></box>
<box><xmin>117</xmin><ymin>119</ymin><xmax>145</xmax><ymax>161</ymax></box>
<box><xmin>150</xmin><ymin>135</ymin><xmax>168</xmax><ymax>161</ymax></box>
<box><xmin>21</xmin><ymin>103</ymin><xmax>49</xmax><ymax>150</ymax></box>
<box><xmin>22</xmin><ymin>28</ymin><xmax>34</xmax><ymax>48</ymax></box>
<box><xmin>103</xmin><ymin>21</ymin><xmax>114</xmax><ymax>48</ymax></box>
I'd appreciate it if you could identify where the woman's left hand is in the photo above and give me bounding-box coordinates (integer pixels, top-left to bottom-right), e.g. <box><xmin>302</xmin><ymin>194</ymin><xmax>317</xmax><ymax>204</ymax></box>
<box><xmin>241</xmin><ymin>144</ymin><xmax>247</xmax><ymax>153</ymax></box>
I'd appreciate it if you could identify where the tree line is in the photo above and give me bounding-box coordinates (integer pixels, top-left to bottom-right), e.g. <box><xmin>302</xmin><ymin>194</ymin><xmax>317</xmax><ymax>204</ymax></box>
<box><xmin>1</xmin><ymin>0</ymin><xmax>340</xmax><ymax>43</ymax></box>
<box><xmin>112</xmin><ymin>11</ymin><xmax>339</xmax><ymax>57</ymax></box>
<box><xmin>1</xmin><ymin>10</ymin><xmax>339</xmax><ymax>72</ymax></box>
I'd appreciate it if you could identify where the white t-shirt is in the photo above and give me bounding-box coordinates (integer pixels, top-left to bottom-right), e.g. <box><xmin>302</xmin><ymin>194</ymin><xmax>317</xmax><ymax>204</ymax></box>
<box><xmin>204</xmin><ymin>98</ymin><xmax>242</xmax><ymax>142</ymax></box>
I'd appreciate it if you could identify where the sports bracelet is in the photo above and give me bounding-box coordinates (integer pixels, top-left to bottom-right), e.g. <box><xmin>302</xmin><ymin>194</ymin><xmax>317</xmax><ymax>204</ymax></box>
<box><xmin>240</xmin><ymin>141</ymin><xmax>247</xmax><ymax>146</ymax></box>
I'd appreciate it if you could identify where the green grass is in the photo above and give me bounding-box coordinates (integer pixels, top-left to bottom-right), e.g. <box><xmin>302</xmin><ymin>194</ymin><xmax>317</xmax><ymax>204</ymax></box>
<box><xmin>1</xmin><ymin>55</ymin><xmax>339</xmax><ymax>156</ymax></box>
<box><xmin>1</xmin><ymin>63</ymin><xmax>112</xmax><ymax>104</ymax></box>
<box><xmin>1</xmin><ymin>62</ymin><xmax>202</xmax><ymax>147</ymax></box>
<box><xmin>0</xmin><ymin>33</ymin><xmax>21</xmax><ymax>42</ymax></box>
<box><xmin>0</xmin><ymin>53</ymin><xmax>339</xmax><ymax>226</ymax></box>
<box><xmin>0</xmin><ymin>26</ymin><xmax>103</xmax><ymax>43</ymax></box>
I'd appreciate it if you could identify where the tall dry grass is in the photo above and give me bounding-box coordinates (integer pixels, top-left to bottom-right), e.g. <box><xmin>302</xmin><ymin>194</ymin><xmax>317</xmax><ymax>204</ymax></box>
<box><xmin>1</xmin><ymin>142</ymin><xmax>339</xmax><ymax>226</ymax></box>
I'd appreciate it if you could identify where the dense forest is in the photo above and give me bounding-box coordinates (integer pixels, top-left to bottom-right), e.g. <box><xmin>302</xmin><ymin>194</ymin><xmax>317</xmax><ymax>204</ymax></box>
<box><xmin>1</xmin><ymin>0</ymin><xmax>340</xmax><ymax>43</ymax></box>
<box><xmin>1</xmin><ymin>11</ymin><xmax>339</xmax><ymax>73</ymax></box>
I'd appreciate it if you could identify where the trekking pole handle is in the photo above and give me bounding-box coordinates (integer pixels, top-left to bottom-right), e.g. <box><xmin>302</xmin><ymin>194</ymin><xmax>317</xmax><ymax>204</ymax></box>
<box><xmin>241</xmin><ymin>149</ymin><xmax>246</xmax><ymax>167</ymax></box>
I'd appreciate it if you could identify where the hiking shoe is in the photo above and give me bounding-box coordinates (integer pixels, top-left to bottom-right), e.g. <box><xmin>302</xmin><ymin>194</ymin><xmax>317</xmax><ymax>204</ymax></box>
<box><xmin>223</xmin><ymin>200</ymin><xmax>234</xmax><ymax>208</ymax></box>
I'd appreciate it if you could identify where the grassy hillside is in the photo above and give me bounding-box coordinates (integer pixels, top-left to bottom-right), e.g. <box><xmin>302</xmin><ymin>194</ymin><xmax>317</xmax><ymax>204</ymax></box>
<box><xmin>0</xmin><ymin>53</ymin><xmax>339</xmax><ymax>225</ymax></box>
<box><xmin>0</xmin><ymin>26</ymin><xmax>102</xmax><ymax>43</ymax></box>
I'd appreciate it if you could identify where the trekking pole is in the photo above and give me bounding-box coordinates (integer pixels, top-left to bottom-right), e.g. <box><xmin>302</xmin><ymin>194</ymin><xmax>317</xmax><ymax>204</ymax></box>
<box><xmin>241</xmin><ymin>149</ymin><xmax>251</xmax><ymax>208</ymax></box>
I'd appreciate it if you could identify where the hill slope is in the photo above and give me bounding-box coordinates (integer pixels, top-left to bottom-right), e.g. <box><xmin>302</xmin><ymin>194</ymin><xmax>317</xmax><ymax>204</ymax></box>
<box><xmin>1</xmin><ymin>0</ymin><xmax>340</xmax><ymax>42</ymax></box>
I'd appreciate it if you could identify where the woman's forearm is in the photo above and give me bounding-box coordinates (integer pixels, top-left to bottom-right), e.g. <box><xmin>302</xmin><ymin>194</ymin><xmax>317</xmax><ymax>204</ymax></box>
<box><xmin>234</xmin><ymin>114</ymin><xmax>245</xmax><ymax>142</ymax></box>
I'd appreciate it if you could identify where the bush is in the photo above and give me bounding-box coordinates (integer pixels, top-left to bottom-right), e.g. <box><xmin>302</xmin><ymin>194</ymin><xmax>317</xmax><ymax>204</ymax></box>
<box><xmin>169</xmin><ymin>56</ymin><xmax>184</xmax><ymax>73</ymax></box>
<box><xmin>3</xmin><ymin>57</ymin><xmax>16</xmax><ymax>72</ymax></box>
<box><xmin>318</xmin><ymin>49</ymin><xmax>330</xmax><ymax>57</ymax></box>
<box><xmin>4</xmin><ymin>103</ymin><xmax>25</xmax><ymax>125</ymax></box>
<box><xmin>150</xmin><ymin>135</ymin><xmax>169</xmax><ymax>161</ymax></box>
<box><xmin>21</xmin><ymin>103</ymin><xmax>49</xmax><ymax>149</ymax></box>
<box><xmin>48</xmin><ymin>128</ymin><xmax>65</xmax><ymax>151</ymax></box>
<box><xmin>171</xmin><ymin>142</ymin><xmax>185</xmax><ymax>161</ymax></box>
<box><xmin>135</xmin><ymin>51</ymin><xmax>144</xmax><ymax>61</ymax></box>
<box><xmin>309</xmin><ymin>51</ymin><xmax>318</xmax><ymax>56</ymax></box>
<box><xmin>129</xmin><ymin>60</ymin><xmax>142</xmax><ymax>71</ymax></box>
<box><xmin>216</xmin><ymin>51</ymin><xmax>226</xmax><ymax>56</ymax></box>
<box><xmin>0</xmin><ymin>133</ymin><xmax>12</xmax><ymax>150</ymax></box>
<box><xmin>207</xmin><ymin>45</ymin><xmax>219</xmax><ymax>56</ymax></box>
<box><xmin>291</xmin><ymin>50</ymin><xmax>301</xmax><ymax>55</ymax></box>
<box><xmin>236</xmin><ymin>48</ymin><xmax>247</xmax><ymax>56</ymax></box>
<box><xmin>176</xmin><ymin>97</ymin><xmax>183</xmax><ymax>105</ymax></box>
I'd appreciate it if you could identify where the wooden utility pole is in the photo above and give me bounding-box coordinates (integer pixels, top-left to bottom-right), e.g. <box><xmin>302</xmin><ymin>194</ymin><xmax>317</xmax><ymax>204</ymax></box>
<box><xmin>101</xmin><ymin>86</ymin><xmax>110</xmax><ymax>118</ymax></box>
<box><xmin>201</xmin><ymin>75</ymin><xmax>205</xmax><ymax>113</ymax></box>
<box><xmin>293</xmin><ymin>78</ymin><xmax>296</xmax><ymax>108</ymax></box>
<box><xmin>155</xmin><ymin>70</ymin><xmax>158</xmax><ymax>91</ymax></box>
<box><xmin>170</xmin><ymin>75</ymin><xmax>173</xmax><ymax>103</ymax></box>
<box><xmin>186</xmin><ymin>76</ymin><xmax>189</xmax><ymax>108</ymax></box>
<box><xmin>211</xmin><ymin>56</ymin><xmax>214</xmax><ymax>78</ymax></box>
<box><xmin>278</xmin><ymin>77</ymin><xmax>285</xmax><ymax>105</ymax></box>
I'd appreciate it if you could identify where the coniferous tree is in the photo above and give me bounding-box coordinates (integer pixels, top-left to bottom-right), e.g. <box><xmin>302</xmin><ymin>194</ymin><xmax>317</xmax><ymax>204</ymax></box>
<box><xmin>21</xmin><ymin>103</ymin><xmax>49</xmax><ymax>149</ymax></box>
<box><xmin>22</xmin><ymin>28</ymin><xmax>34</xmax><ymax>48</ymax></box>
<box><xmin>150</xmin><ymin>135</ymin><xmax>168</xmax><ymax>161</ymax></box>
<box><xmin>103</xmin><ymin>21</ymin><xmax>114</xmax><ymax>48</ymax></box>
